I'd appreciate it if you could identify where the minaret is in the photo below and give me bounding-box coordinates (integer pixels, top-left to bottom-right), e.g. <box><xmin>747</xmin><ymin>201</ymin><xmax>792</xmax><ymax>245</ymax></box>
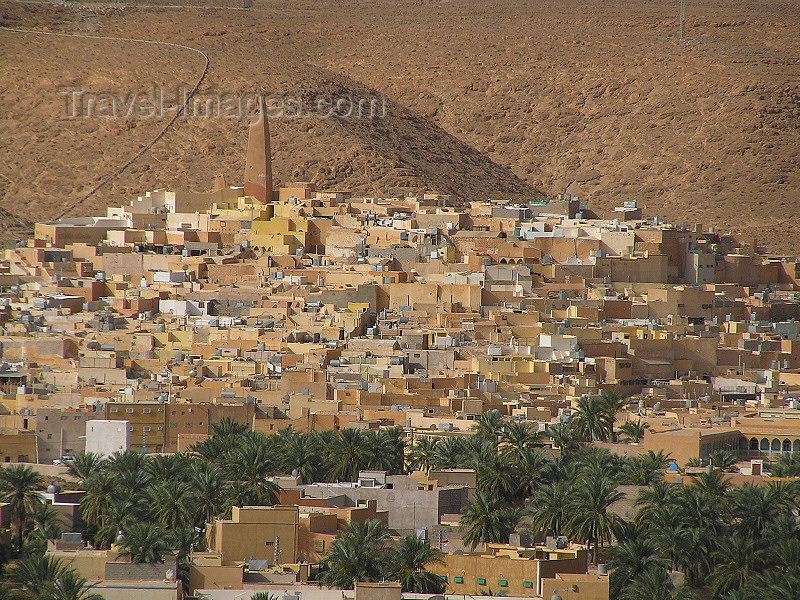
<box><xmin>243</xmin><ymin>100</ymin><xmax>273</xmax><ymax>202</ymax></box>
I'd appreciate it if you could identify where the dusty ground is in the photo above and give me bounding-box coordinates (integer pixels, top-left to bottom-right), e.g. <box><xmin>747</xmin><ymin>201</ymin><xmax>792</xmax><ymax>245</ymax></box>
<box><xmin>0</xmin><ymin>0</ymin><xmax>798</xmax><ymax>252</ymax></box>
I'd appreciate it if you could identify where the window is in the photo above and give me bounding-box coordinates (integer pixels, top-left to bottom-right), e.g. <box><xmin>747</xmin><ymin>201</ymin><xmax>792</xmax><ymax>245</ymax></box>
<box><xmin>186</xmin><ymin>423</ymin><xmax>193</xmax><ymax>428</ymax></box>
<box><xmin>523</xmin><ymin>582</ymin><xmax>533</xmax><ymax>589</ymax></box>
<box><xmin>47</xmin><ymin>434</ymin><xmax>52</xmax><ymax>440</ymax></box>
<box><xmin>498</xmin><ymin>580</ymin><xmax>508</xmax><ymax>587</ymax></box>
<box><xmin>125</xmin><ymin>407</ymin><xmax>134</xmax><ymax>414</ymax></box>
<box><xmin>439</xmin><ymin>576</ymin><xmax>447</xmax><ymax>582</ymax></box>
<box><xmin>143</xmin><ymin>407</ymin><xmax>152</xmax><ymax>414</ymax></box>
<box><xmin>60</xmin><ymin>416</ymin><xmax>67</xmax><ymax>420</ymax></box>
<box><xmin>74</xmin><ymin>416</ymin><xmax>81</xmax><ymax>420</ymax></box>
<box><xmin>477</xmin><ymin>579</ymin><xmax>486</xmax><ymax>585</ymax></box>
<box><xmin>454</xmin><ymin>577</ymin><xmax>464</xmax><ymax>584</ymax></box>
<box><xmin>110</xmin><ymin>407</ymin><xmax>118</xmax><ymax>413</ymax></box>
<box><xmin>143</xmin><ymin>426</ymin><xmax>151</xmax><ymax>432</ymax></box>
<box><xmin>169</xmin><ymin>422</ymin><xmax>178</xmax><ymax>428</ymax></box>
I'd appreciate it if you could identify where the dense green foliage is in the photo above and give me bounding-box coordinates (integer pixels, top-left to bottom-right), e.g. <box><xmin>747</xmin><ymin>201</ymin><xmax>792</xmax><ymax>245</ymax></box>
<box><xmin>0</xmin><ymin>410</ymin><xmax>798</xmax><ymax>600</ymax></box>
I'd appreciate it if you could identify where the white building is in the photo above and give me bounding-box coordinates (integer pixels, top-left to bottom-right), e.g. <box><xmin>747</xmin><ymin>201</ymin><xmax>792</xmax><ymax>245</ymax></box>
<box><xmin>85</xmin><ymin>420</ymin><xmax>129</xmax><ymax>457</ymax></box>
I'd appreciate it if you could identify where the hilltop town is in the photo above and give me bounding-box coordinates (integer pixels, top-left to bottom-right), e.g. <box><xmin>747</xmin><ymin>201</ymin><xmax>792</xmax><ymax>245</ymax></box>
<box><xmin>0</xmin><ymin>110</ymin><xmax>799</xmax><ymax>600</ymax></box>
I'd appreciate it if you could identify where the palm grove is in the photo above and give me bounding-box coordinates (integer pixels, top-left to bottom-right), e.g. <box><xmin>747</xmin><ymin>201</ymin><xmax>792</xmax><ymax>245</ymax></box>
<box><xmin>0</xmin><ymin>392</ymin><xmax>798</xmax><ymax>599</ymax></box>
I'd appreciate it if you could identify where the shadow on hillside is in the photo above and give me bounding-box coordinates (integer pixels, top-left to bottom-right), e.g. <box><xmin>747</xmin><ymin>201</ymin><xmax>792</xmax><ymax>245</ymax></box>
<box><xmin>272</xmin><ymin>67</ymin><xmax>545</xmax><ymax>203</ymax></box>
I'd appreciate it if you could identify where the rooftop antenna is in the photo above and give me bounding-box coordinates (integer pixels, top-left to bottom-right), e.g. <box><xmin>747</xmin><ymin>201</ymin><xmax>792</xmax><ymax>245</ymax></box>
<box><xmin>679</xmin><ymin>0</ymin><xmax>686</xmax><ymax>41</ymax></box>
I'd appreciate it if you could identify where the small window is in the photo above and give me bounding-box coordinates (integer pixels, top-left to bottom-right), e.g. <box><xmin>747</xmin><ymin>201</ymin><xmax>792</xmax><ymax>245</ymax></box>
<box><xmin>498</xmin><ymin>580</ymin><xmax>508</xmax><ymax>587</ymax></box>
<box><xmin>60</xmin><ymin>416</ymin><xmax>67</xmax><ymax>420</ymax></box>
<box><xmin>74</xmin><ymin>416</ymin><xmax>81</xmax><ymax>420</ymax></box>
<box><xmin>186</xmin><ymin>422</ymin><xmax>193</xmax><ymax>428</ymax></box>
<box><xmin>143</xmin><ymin>407</ymin><xmax>152</xmax><ymax>414</ymax></box>
<box><xmin>523</xmin><ymin>582</ymin><xmax>533</xmax><ymax>589</ymax></box>
<box><xmin>454</xmin><ymin>577</ymin><xmax>464</xmax><ymax>584</ymax></box>
<box><xmin>439</xmin><ymin>576</ymin><xmax>447</xmax><ymax>582</ymax></box>
<box><xmin>477</xmin><ymin>579</ymin><xmax>486</xmax><ymax>585</ymax></box>
<box><xmin>143</xmin><ymin>426</ymin><xmax>151</xmax><ymax>432</ymax></box>
<box><xmin>129</xmin><ymin>425</ymin><xmax>134</xmax><ymax>431</ymax></box>
<box><xmin>110</xmin><ymin>407</ymin><xmax>118</xmax><ymax>413</ymax></box>
<box><xmin>169</xmin><ymin>422</ymin><xmax>178</xmax><ymax>428</ymax></box>
<box><xmin>125</xmin><ymin>407</ymin><xmax>134</xmax><ymax>414</ymax></box>
<box><xmin>47</xmin><ymin>434</ymin><xmax>53</xmax><ymax>440</ymax></box>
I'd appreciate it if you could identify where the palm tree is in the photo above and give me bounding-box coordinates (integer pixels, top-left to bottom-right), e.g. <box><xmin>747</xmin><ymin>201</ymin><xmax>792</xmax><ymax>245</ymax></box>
<box><xmin>373</xmin><ymin>427</ymin><xmax>406</xmax><ymax>475</ymax></box>
<box><xmin>390</xmin><ymin>536</ymin><xmax>445</xmax><ymax>593</ymax></box>
<box><xmin>731</xmin><ymin>483</ymin><xmax>781</xmax><ymax>540</ymax></box>
<box><xmin>527</xmin><ymin>481</ymin><xmax>570</xmax><ymax>538</ymax></box>
<box><xmin>546</xmin><ymin>422</ymin><xmax>579</xmax><ymax>453</ymax></box>
<box><xmin>210</xmin><ymin>416</ymin><xmax>249</xmax><ymax>437</ymax></box>
<box><xmin>609</xmin><ymin>537</ymin><xmax>669</xmax><ymax>599</ymax></box>
<box><xmin>106</xmin><ymin>450</ymin><xmax>147</xmax><ymax>474</ymax></box>
<box><xmin>145</xmin><ymin>453</ymin><xmax>193</xmax><ymax>482</ymax></box>
<box><xmin>619</xmin><ymin>567</ymin><xmax>695</xmax><ymax>600</ymax></box>
<box><xmin>710</xmin><ymin>536</ymin><xmax>767</xmax><ymax>596</ymax></box>
<box><xmin>460</xmin><ymin>491</ymin><xmax>522</xmax><ymax>549</ymax></box>
<box><xmin>25</xmin><ymin>499</ymin><xmax>63</xmax><ymax>554</ymax></box>
<box><xmin>770</xmin><ymin>453</ymin><xmax>800</xmax><ymax>477</ymax></box>
<box><xmin>0</xmin><ymin>464</ymin><xmax>44</xmax><ymax>553</ymax></box>
<box><xmin>566</xmin><ymin>475</ymin><xmax>624</xmax><ymax>563</ymax></box>
<box><xmin>408</xmin><ymin>436</ymin><xmax>440</xmax><ymax>473</ymax></box>
<box><xmin>474</xmin><ymin>449</ymin><xmax>516</xmax><ymax>502</ymax></box>
<box><xmin>707</xmin><ymin>450</ymin><xmax>738</xmax><ymax>471</ymax></box>
<box><xmin>634</xmin><ymin>480</ymin><xmax>680</xmax><ymax>528</ymax></box>
<box><xmin>509</xmin><ymin>446</ymin><xmax>547</xmax><ymax>500</ymax></box>
<box><xmin>225</xmin><ymin>434</ymin><xmax>281</xmax><ymax>503</ymax></box>
<box><xmin>80</xmin><ymin>471</ymin><xmax>117</xmax><ymax>529</ymax></box>
<box><xmin>190</xmin><ymin>464</ymin><xmax>227</xmax><ymax>525</ymax></box>
<box><xmin>500</xmin><ymin>421</ymin><xmax>539</xmax><ymax>453</ymax></box>
<box><xmin>326</xmin><ymin>428</ymin><xmax>375</xmax><ymax>482</ymax></box>
<box><xmin>571</xmin><ymin>396</ymin><xmax>613</xmax><ymax>442</ymax></box>
<box><xmin>148</xmin><ymin>480</ymin><xmax>197</xmax><ymax>530</ymax></box>
<box><xmin>319</xmin><ymin>519</ymin><xmax>390</xmax><ymax>588</ymax></box>
<box><xmin>689</xmin><ymin>469</ymin><xmax>731</xmax><ymax>499</ymax></box>
<box><xmin>279</xmin><ymin>431</ymin><xmax>321</xmax><ymax>483</ymax></box>
<box><xmin>39</xmin><ymin>569</ymin><xmax>103</xmax><ymax>600</ymax></box>
<box><xmin>472</xmin><ymin>410</ymin><xmax>504</xmax><ymax>442</ymax></box>
<box><xmin>598</xmin><ymin>390</ymin><xmax>628</xmax><ymax>442</ymax></box>
<box><xmin>11</xmin><ymin>554</ymin><xmax>67</xmax><ymax>598</ymax></box>
<box><xmin>433</xmin><ymin>436</ymin><xmax>469</xmax><ymax>469</ymax></box>
<box><xmin>618</xmin><ymin>420</ymin><xmax>649</xmax><ymax>443</ymax></box>
<box><xmin>117</xmin><ymin>523</ymin><xmax>170</xmax><ymax>564</ymax></box>
<box><xmin>640</xmin><ymin>506</ymin><xmax>690</xmax><ymax>572</ymax></box>
<box><xmin>66</xmin><ymin>452</ymin><xmax>106</xmax><ymax>486</ymax></box>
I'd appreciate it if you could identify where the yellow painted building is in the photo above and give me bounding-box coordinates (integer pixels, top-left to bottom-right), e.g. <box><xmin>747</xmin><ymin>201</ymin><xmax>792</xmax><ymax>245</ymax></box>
<box><xmin>205</xmin><ymin>505</ymin><xmax>299</xmax><ymax>566</ymax></box>
<box><xmin>429</xmin><ymin>545</ymin><xmax>589</xmax><ymax>597</ymax></box>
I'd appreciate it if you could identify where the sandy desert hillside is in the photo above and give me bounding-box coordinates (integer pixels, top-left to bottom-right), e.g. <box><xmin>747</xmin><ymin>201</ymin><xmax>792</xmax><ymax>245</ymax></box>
<box><xmin>0</xmin><ymin>0</ymin><xmax>798</xmax><ymax>251</ymax></box>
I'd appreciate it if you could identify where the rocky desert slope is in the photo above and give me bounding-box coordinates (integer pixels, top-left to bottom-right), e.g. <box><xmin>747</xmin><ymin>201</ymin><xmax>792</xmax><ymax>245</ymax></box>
<box><xmin>0</xmin><ymin>0</ymin><xmax>798</xmax><ymax>251</ymax></box>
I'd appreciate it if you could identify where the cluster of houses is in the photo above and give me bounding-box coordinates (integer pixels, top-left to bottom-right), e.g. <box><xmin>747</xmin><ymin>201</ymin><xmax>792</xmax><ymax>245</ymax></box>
<box><xmin>1</xmin><ymin>116</ymin><xmax>800</xmax><ymax>600</ymax></box>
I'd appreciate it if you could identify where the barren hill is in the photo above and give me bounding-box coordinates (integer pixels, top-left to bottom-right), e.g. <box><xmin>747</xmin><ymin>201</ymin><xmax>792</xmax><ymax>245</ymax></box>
<box><xmin>1</xmin><ymin>0</ymin><xmax>799</xmax><ymax>251</ymax></box>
